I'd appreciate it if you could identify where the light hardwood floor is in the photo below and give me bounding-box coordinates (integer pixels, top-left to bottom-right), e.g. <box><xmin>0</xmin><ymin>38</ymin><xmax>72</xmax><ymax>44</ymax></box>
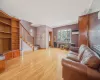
<box><xmin>0</xmin><ymin>48</ymin><xmax>68</xmax><ymax>80</ymax></box>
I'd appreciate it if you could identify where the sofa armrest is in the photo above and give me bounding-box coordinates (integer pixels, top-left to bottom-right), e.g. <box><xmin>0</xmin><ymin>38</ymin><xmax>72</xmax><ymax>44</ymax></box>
<box><xmin>62</xmin><ymin>58</ymin><xmax>88</xmax><ymax>80</ymax></box>
<box><xmin>62</xmin><ymin>58</ymin><xmax>100</xmax><ymax>80</ymax></box>
<box><xmin>87</xmin><ymin>67</ymin><xmax>100</xmax><ymax>80</ymax></box>
<box><xmin>62</xmin><ymin>58</ymin><xmax>87</xmax><ymax>73</ymax></box>
<box><xmin>69</xmin><ymin>46</ymin><xmax>79</xmax><ymax>53</ymax></box>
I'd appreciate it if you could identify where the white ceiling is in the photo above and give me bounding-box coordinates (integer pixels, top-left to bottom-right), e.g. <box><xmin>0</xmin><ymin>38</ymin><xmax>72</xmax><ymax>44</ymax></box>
<box><xmin>0</xmin><ymin>0</ymin><xmax>93</xmax><ymax>28</ymax></box>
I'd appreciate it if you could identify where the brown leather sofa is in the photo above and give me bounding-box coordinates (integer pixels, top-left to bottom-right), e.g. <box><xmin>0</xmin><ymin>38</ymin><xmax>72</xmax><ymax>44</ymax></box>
<box><xmin>62</xmin><ymin>45</ymin><xmax>100</xmax><ymax>80</ymax></box>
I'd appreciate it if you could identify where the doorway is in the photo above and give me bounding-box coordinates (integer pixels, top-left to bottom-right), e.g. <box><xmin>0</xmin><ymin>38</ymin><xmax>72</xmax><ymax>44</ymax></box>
<box><xmin>49</xmin><ymin>32</ymin><xmax>53</xmax><ymax>47</ymax></box>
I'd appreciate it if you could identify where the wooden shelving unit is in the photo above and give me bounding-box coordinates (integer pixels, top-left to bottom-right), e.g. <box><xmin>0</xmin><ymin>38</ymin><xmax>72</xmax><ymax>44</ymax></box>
<box><xmin>0</xmin><ymin>10</ymin><xmax>20</xmax><ymax>60</ymax></box>
<box><xmin>0</xmin><ymin>16</ymin><xmax>11</xmax><ymax>53</ymax></box>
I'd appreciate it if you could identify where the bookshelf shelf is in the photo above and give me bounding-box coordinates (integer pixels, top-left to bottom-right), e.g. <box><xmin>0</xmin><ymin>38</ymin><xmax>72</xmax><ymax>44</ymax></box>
<box><xmin>0</xmin><ymin>20</ymin><xmax>11</xmax><ymax>26</ymax></box>
<box><xmin>0</xmin><ymin>31</ymin><xmax>11</xmax><ymax>34</ymax></box>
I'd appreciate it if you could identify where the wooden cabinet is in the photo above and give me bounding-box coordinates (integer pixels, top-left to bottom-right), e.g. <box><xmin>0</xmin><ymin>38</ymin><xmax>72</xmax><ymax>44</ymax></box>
<box><xmin>4</xmin><ymin>51</ymin><xmax>13</xmax><ymax>60</ymax></box>
<box><xmin>0</xmin><ymin>10</ymin><xmax>20</xmax><ymax>59</ymax></box>
<box><xmin>3</xmin><ymin>39</ymin><xmax>11</xmax><ymax>52</ymax></box>
<box><xmin>78</xmin><ymin>15</ymin><xmax>89</xmax><ymax>47</ymax></box>
<box><xmin>4</xmin><ymin>50</ymin><xmax>20</xmax><ymax>60</ymax></box>
<box><xmin>13</xmin><ymin>50</ymin><xmax>20</xmax><ymax>58</ymax></box>
<box><xmin>0</xmin><ymin>18</ymin><xmax>11</xmax><ymax>53</ymax></box>
<box><xmin>0</xmin><ymin>39</ymin><xmax>3</xmax><ymax>53</ymax></box>
<box><xmin>0</xmin><ymin>60</ymin><xmax>5</xmax><ymax>72</ymax></box>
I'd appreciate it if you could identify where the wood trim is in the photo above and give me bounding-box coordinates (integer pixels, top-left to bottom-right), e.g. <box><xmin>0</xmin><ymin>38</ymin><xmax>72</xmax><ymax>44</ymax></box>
<box><xmin>0</xmin><ymin>10</ymin><xmax>12</xmax><ymax>19</ymax></box>
<box><xmin>49</xmin><ymin>32</ymin><xmax>53</xmax><ymax>47</ymax></box>
<box><xmin>79</xmin><ymin>11</ymin><xmax>100</xmax><ymax>17</ymax></box>
<box><xmin>0</xmin><ymin>10</ymin><xmax>19</xmax><ymax>21</ymax></box>
<box><xmin>39</xmin><ymin>48</ymin><xmax>46</xmax><ymax>49</ymax></box>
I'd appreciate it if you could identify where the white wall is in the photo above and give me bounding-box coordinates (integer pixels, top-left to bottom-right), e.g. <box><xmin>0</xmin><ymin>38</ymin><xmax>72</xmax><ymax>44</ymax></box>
<box><xmin>36</xmin><ymin>26</ymin><xmax>46</xmax><ymax>48</ymax></box>
<box><xmin>46</xmin><ymin>27</ymin><xmax>49</xmax><ymax>48</ymax></box>
<box><xmin>20</xmin><ymin>20</ymin><xmax>31</xmax><ymax>33</ymax></box>
<box><xmin>20</xmin><ymin>39</ymin><xmax>32</xmax><ymax>51</ymax></box>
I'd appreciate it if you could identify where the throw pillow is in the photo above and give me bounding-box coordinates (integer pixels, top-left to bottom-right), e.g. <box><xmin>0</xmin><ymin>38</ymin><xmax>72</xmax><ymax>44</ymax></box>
<box><xmin>78</xmin><ymin>45</ymin><xmax>87</xmax><ymax>60</ymax></box>
<box><xmin>86</xmin><ymin>56</ymin><xmax>100</xmax><ymax>69</ymax></box>
<box><xmin>81</xmin><ymin>53</ymin><xmax>93</xmax><ymax>64</ymax></box>
<box><xmin>80</xmin><ymin>49</ymin><xmax>93</xmax><ymax>64</ymax></box>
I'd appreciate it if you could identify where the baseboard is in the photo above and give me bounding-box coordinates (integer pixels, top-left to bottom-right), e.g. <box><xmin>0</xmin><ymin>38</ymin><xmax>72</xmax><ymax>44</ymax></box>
<box><xmin>40</xmin><ymin>48</ymin><xmax>46</xmax><ymax>49</ymax></box>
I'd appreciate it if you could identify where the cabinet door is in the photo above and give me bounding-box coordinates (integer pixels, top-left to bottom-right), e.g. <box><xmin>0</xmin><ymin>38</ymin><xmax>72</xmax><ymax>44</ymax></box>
<box><xmin>0</xmin><ymin>60</ymin><xmax>5</xmax><ymax>72</ymax></box>
<box><xmin>3</xmin><ymin>39</ymin><xmax>11</xmax><ymax>52</ymax></box>
<box><xmin>79</xmin><ymin>15</ymin><xmax>89</xmax><ymax>46</ymax></box>
<box><xmin>13</xmin><ymin>50</ymin><xmax>20</xmax><ymax>58</ymax></box>
<box><xmin>5</xmin><ymin>52</ymin><xmax>13</xmax><ymax>60</ymax></box>
<box><xmin>0</xmin><ymin>24</ymin><xmax>4</xmax><ymax>32</ymax></box>
<box><xmin>0</xmin><ymin>39</ymin><xmax>3</xmax><ymax>53</ymax></box>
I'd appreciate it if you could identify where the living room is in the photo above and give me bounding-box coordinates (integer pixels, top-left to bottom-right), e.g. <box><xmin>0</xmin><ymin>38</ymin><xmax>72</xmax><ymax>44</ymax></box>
<box><xmin>0</xmin><ymin>0</ymin><xmax>100</xmax><ymax>80</ymax></box>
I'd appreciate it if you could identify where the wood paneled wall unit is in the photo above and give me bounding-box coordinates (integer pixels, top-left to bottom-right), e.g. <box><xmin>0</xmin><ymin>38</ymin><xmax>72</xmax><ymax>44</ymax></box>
<box><xmin>0</xmin><ymin>10</ymin><xmax>20</xmax><ymax>60</ymax></box>
<box><xmin>78</xmin><ymin>11</ymin><xmax>100</xmax><ymax>56</ymax></box>
<box><xmin>78</xmin><ymin>15</ymin><xmax>89</xmax><ymax>46</ymax></box>
<box><xmin>88</xmin><ymin>12</ymin><xmax>100</xmax><ymax>56</ymax></box>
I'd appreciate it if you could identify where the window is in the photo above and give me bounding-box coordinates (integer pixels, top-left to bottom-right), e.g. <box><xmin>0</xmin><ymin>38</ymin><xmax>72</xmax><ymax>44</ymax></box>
<box><xmin>57</xmin><ymin>29</ymin><xmax>71</xmax><ymax>43</ymax></box>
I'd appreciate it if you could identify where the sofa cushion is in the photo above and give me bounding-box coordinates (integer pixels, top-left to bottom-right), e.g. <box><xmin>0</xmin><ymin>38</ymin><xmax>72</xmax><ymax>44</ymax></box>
<box><xmin>68</xmin><ymin>51</ymin><xmax>78</xmax><ymax>56</ymax></box>
<box><xmin>82</xmin><ymin>49</ymin><xmax>94</xmax><ymax>58</ymax></box>
<box><xmin>81</xmin><ymin>49</ymin><xmax>100</xmax><ymax>69</ymax></box>
<box><xmin>80</xmin><ymin>49</ymin><xmax>94</xmax><ymax>64</ymax></box>
<box><xmin>81</xmin><ymin>54</ymin><xmax>93</xmax><ymax>64</ymax></box>
<box><xmin>86</xmin><ymin>56</ymin><xmax>100</xmax><ymax>69</ymax></box>
<box><xmin>78</xmin><ymin>45</ymin><xmax>88</xmax><ymax>60</ymax></box>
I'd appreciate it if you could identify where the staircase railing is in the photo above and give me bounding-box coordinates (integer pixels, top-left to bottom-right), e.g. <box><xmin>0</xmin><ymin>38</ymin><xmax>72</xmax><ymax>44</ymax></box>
<box><xmin>20</xmin><ymin>23</ymin><xmax>34</xmax><ymax>48</ymax></box>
